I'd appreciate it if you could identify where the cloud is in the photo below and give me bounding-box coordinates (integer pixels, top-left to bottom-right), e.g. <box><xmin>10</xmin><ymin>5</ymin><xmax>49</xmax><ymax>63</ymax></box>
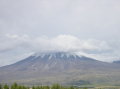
<box><xmin>1</xmin><ymin>34</ymin><xmax>111</xmax><ymax>53</ymax></box>
<box><xmin>0</xmin><ymin>0</ymin><xmax>120</xmax><ymax>66</ymax></box>
<box><xmin>0</xmin><ymin>34</ymin><xmax>118</xmax><ymax>66</ymax></box>
<box><xmin>0</xmin><ymin>0</ymin><xmax>120</xmax><ymax>40</ymax></box>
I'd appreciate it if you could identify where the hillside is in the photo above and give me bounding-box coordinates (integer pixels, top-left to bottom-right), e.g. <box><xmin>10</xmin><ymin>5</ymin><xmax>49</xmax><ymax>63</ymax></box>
<box><xmin>0</xmin><ymin>52</ymin><xmax>120</xmax><ymax>86</ymax></box>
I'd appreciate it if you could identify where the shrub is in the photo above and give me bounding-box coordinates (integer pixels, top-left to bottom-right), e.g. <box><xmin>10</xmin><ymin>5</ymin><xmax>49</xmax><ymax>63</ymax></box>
<box><xmin>0</xmin><ymin>84</ymin><xmax>2</xmax><ymax>89</ymax></box>
<box><xmin>51</xmin><ymin>84</ymin><xmax>61</xmax><ymax>89</ymax></box>
<box><xmin>3</xmin><ymin>84</ymin><xmax>9</xmax><ymax>89</ymax></box>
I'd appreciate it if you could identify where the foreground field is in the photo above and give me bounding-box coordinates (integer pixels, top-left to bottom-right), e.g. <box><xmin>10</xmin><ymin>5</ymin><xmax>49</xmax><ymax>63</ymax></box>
<box><xmin>0</xmin><ymin>83</ymin><xmax>120</xmax><ymax>89</ymax></box>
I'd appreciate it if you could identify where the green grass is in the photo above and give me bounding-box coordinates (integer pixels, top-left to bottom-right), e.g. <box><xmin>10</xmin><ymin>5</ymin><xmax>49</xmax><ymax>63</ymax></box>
<box><xmin>1</xmin><ymin>83</ymin><xmax>120</xmax><ymax>89</ymax></box>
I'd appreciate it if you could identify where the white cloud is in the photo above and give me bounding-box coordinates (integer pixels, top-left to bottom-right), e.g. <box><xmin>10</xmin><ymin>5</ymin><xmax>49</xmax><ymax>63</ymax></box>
<box><xmin>2</xmin><ymin>34</ymin><xmax>111</xmax><ymax>53</ymax></box>
<box><xmin>0</xmin><ymin>0</ymin><xmax>120</xmax><ymax>66</ymax></box>
<box><xmin>0</xmin><ymin>0</ymin><xmax>120</xmax><ymax>40</ymax></box>
<box><xmin>0</xmin><ymin>34</ymin><xmax>119</xmax><ymax>66</ymax></box>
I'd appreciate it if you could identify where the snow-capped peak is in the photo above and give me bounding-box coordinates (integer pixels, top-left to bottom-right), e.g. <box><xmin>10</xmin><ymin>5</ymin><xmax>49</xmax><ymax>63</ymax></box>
<box><xmin>33</xmin><ymin>51</ymin><xmax>81</xmax><ymax>60</ymax></box>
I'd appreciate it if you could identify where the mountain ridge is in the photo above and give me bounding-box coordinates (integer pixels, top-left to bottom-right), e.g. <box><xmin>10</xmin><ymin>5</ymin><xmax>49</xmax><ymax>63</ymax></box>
<box><xmin>0</xmin><ymin>51</ymin><xmax>120</xmax><ymax>85</ymax></box>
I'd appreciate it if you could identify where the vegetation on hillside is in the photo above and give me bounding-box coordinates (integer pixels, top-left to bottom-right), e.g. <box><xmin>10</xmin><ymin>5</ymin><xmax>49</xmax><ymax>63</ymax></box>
<box><xmin>0</xmin><ymin>83</ymin><xmax>120</xmax><ymax>89</ymax></box>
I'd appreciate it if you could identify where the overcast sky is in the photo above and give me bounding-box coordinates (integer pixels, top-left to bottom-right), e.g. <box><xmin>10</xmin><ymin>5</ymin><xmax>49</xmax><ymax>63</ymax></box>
<box><xmin>0</xmin><ymin>0</ymin><xmax>120</xmax><ymax>66</ymax></box>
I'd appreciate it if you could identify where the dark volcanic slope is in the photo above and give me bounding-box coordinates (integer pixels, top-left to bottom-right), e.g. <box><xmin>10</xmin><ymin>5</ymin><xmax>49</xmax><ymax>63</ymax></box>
<box><xmin>113</xmin><ymin>60</ymin><xmax>120</xmax><ymax>64</ymax></box>
<box><xmin>0</xmin><ymin>52</ymin><xmax>120</xmax><ymax>85</ymax></box>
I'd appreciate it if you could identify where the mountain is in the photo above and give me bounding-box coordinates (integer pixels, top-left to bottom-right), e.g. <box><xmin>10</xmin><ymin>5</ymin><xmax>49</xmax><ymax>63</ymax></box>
<box><xmin>113</xmin><ymin>60</ymin><xmax>120</xmax><ymax>64</ymax></box>
<box><xmin>0</xmin><ymin>52</ymin><xmax>120</xmax><ymax>86</ymax></box>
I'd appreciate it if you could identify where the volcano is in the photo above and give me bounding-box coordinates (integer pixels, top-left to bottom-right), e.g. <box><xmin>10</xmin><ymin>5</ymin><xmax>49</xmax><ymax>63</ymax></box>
<box><xmin>0</xmin><ymin>52</ymin><xmax>120</xmax><ymax>85</ymax></box>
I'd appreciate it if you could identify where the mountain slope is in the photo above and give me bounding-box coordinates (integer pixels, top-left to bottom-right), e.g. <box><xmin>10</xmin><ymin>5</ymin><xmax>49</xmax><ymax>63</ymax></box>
<box><xmin>113</xmin><ymin>60</ymin><xmax>120</xmax><ymax>64</ymax></box>
<box><xmin>0</xmin><ymin>52</ymin><xmax>120</xmax><ymax>85</ymax></box>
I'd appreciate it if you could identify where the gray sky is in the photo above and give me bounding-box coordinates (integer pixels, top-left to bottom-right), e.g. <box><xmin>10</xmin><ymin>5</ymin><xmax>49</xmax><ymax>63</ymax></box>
<box><xmin>0</xmin><ymin>0</ymin><xmax>120</xmax><ymax>66</ymax></box>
